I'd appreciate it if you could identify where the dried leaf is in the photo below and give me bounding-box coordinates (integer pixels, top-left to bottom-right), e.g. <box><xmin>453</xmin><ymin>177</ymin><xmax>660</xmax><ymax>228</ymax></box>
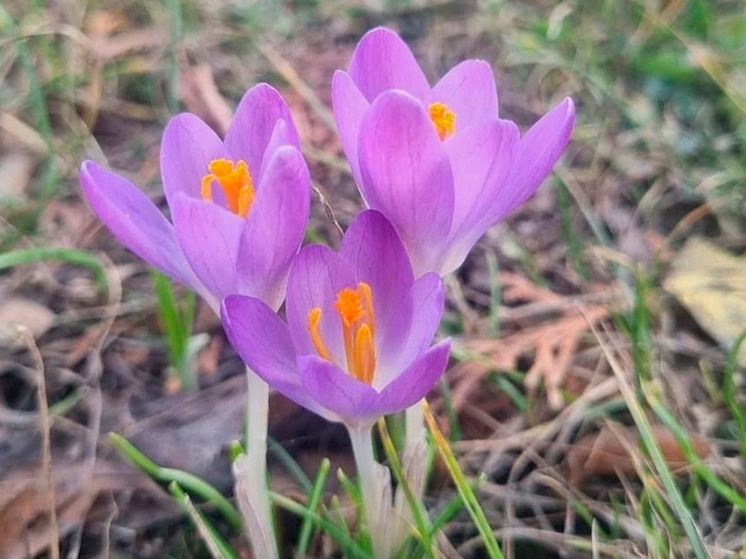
<box><xmin>664</xmin><ymin>237</ymin><xmax>746</xmax><ymax>366</ymax></box>
<box><xmin>567</xmin><ymin>425</ymin><xmax>711</xmax><ymax>484</ymax></box>
<box><xmin>0</xmin><ymin>153</ymin><xmax>35</xmax><ymax>202</ymax></box>
<box><xmin>459</xmin><ymin>273</ymin><xmax>610</xmax><ymax>410</ymax></box>
<box><xmin>0</xmin><ymin>462</ymin><xmax>150</xmax><ymax>559</ymax></box>
<box><xmin>0</xmin><ymin>298</ymin><xmax>55</xmax><ymax>347</ymax></box>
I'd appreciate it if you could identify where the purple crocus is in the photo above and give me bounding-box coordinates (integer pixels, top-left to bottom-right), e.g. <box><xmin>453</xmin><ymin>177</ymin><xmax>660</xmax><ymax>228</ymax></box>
<box><xmin>80</xmin><ymin>83</ymin><xmax>310</xmax><ymax>313</ymax></box>
<box><xmin>221</xmin><ymin>210</ymin><xmax>451</xmax><ymax>428</ymax></box>
<box><xmin>332</xmin><ymin>27</ymin><xmax>576</xmax><ymax>276</ymax></box>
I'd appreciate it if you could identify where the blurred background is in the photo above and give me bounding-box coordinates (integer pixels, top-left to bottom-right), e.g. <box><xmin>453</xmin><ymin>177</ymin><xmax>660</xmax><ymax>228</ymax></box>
<box><xmin>1</xmin><ymin>1</ymin><xmax>745</xmax><ymax>558</ymax></box>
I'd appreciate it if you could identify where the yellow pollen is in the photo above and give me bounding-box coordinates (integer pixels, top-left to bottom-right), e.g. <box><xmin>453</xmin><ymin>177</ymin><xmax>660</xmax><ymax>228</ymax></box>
<box><xmin>428</xmin><ymin>102</ymin><xmax>456</xmax><ymax>141</ymax></box>
<box><xmin>200</xmin><ymin>158</ymin><xmax>255</xmax><ymax>218</ymax></box>
<box><xmin>306</xmin><ymin>282</ymin><xmax>377</xmax><ymax>385</ymax></box>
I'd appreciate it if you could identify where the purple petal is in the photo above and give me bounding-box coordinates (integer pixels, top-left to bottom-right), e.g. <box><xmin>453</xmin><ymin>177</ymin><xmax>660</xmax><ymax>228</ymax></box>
<box><xmin>502</xmin><ymin>98</ymin><xmax>575</xmax><ymax>217</ymax></box>
<box><xmin>170</xmin><ymin>193</ymin><xmax>243</xmax><ymax>307</ymax></box>
<box><xmin>367</xmin><ymin>340</ymin><xmax>451</xmax><ymax>418</ymax></box>
<box><xmin>437</xmin><ymin>119</ymin><xmax>520</xmax><ymax>275</ymax></box>
<box><xmin>377</xmin><ymin>273</ymin><xmax>444</xmax><ymax>382</ymax></box>
<box><xmin>257</xmin><ymin>119</ymin><xmax>295</xmax><ymax>185</ymax></box>
<box><xmin>79</xmin><ymin>161</ymin><xmax>197</xmax><ymax>290</ymax></box>
<box><xmin>432</xmin><ymin>60</ymin><xmax>499</xmax><ymax>131</ymax></box>
<box><xmin>286</xmin><ymin>245</ymin><xmax>356</xmax><ymax>364</ymax></box>
<box><xmin>331</xmin><ymin>70</ymin><xmax>369</xmax><ymax>188</ymax></box>
<box><xmin>348</xmin><ymin>27</ymin><xmax>430</xmax><ymax>103</ymax></box>
<box><xmin>447</xmin><ymin>119</ymin><xmax>520</xmax><ymax>234</ymax></box>
<box><xmin>225</xmin><ymin>83</ymin><xmax>300</xmax><ymax>181</ymax></box>
<box><xmin>237</xmin><ymin>146</ymin><xmax>311</xmax><ymax>310</ymax></box>
<box><xmin>338</xmin><ymin>210</ymin><xmax>413</xmax><ymax>342</ymax></box>
<box><xmin>161</xmin><ymin>113</ymin><xmax>225</xmax><ymax>206</ymax></box>
<box><xmin>299</xmin><ymin>355</ymin><xmax>377</xmax><ymax>423</ymax></box>
<box><xmin>358</xmin><ymin>91</ymin><xmax>454</xmax><ymax>276</ymax></box>
<box><xmin>222</xmin><ymin>296</ymin><xmax>333</xmax><ymax>420</ymax></box>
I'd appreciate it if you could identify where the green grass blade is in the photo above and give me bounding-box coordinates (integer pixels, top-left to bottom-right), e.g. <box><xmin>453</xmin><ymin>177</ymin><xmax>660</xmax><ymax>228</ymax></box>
<box><xmin>296</xmin><ymin>457</ymin><xmax>331</xmax><ymax>556</ymax></box>
<box><xmin>485</xmin><ymin>250</ymin><xmax>501</xmax><ymax>337</ymax></box>
<box><xmin>0</xmin><ymin>247</ymin><xmax>108</xmax><ymax>296</ymax></box>
<box><xmin>271</xmin><ymin>492</ymin><xmax>372</xmax><ymax>559</ymax></box>
<box><xmin>438</xmin><ymin>377</ymin><xmax>461</xmax><ymax>441</ymax></box>
<box><xmin>422</xmin><ymin>401</ymin><xmax>505</xmax><ymax>559</ymax></box>
<box><xmin>594</xmin><ymin>332</ymin><xmax>711</xmax><ymax>559</ymax></box>
<box><xmin>110</xmin><ymin>433</ymin><xmax>242</xmax><ymax>531</ymax></box>
<box><xmin>169</xmin><ymin>482</ymin><xmax>241</xmax><ymax>559</ymax></box>
<box><xmin>647</xmin><ymin>390</ymin><xmax>746</xmax><ymax>514</ymax></box>
<box><xmin>722</xmin><ymin>329</ymin><xmax>746</xmax><ymax>460</ymax></box>
<box><xmin>267</xmin><ymin>436</ymin><xmax>312</xmax><ymax>493</ymax></box>
<box><xmin>152</xmin><ymin>271</ymin><xmax>197</xmax><ymax>390</ymax></box>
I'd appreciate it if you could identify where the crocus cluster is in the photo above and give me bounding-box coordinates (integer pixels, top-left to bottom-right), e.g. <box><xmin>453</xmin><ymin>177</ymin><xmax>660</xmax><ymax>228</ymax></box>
<box><xmin>80</xmin><ymin>27</ymin><xmax>574</xmax><ymax>559</ymax></box>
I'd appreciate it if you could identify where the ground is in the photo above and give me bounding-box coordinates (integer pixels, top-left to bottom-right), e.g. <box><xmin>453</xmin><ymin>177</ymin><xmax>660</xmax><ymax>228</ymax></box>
<box><xmin>1</xmin><ymin>1</ymin><xmax>746</xmax><ymax>558</ymax></box>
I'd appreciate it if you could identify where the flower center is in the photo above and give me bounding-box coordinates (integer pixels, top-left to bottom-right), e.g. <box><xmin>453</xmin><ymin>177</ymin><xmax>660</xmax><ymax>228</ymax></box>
<box><xmin>428</xmin><ymin>102</ymin><xmax>456</xmax><ymax>141</ymax></box>
<box><xmin>307</xmin><ymin>282</ymin><xmax>377</xmax><ymax>385</ymax></box>
<box><xmin>201</xmin><ymin>159</ymin><xmax>255</xmax><ymax>218</ymax></box>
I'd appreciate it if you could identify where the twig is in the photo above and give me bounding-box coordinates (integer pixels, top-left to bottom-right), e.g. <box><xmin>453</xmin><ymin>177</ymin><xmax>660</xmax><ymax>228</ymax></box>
<box><xmin>312</xmin><ymin>182</ymin><xmax>344</xmax><ymax>239</ymax></box>
<box><xmin>20</xmin><ymin>325</ymin><xmax>59</xmax><ymax>559</ymax></box>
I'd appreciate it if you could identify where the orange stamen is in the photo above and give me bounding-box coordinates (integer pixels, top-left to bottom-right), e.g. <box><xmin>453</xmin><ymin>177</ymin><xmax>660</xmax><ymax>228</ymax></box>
<box><xmin>308</xmin><ymin>308</ymin><xmax>331</xmax><ymax>361</ymax></box>
<box><xmin>200</xmin><ymin>159</ymin><xmax>255</xmax><ymax>218</ymax></box>
<box><xmin>307</xmin><ymin>282</ymin><xmax>378</xmax><ymax>385</ymax></box>
<box><xmin>334</xmin><ymin>287</ymin><xmax>364</xmax><ymax>374</ymax></box>
<box><xmin>357</xmin><ymin>283</ymin><xmax>375</xmax><ymax>336</ymax></box>
<box><xmin>353</xmin><ymin>324</ymin><xmax>376</xmax><ymax>385</ymax></box>
<box><xmin>428</xmin><ymin>102</ymin><xmax>456</xmax><ymax>141</ymax></box>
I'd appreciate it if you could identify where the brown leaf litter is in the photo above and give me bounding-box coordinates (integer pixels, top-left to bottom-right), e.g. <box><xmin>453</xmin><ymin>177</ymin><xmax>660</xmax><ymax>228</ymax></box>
<box><xmin>454</xmin><ymin>272</ymin><xmax>614</xmax><ymax>412</ymax></box>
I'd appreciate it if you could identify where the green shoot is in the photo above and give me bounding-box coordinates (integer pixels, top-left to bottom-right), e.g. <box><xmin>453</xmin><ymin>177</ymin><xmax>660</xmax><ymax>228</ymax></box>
<box><xmin>0</xmin><ymin>247</ymin><xmax>108</xmax><ymax>297</ymax></box>
<box><xmin>271</xmin><ymin>492</ymin><xmax>372</xmax><ymax>559</ymax></box>
<box><xmin>295</xmin><ymin>457</ymin><xmax>331</xmax><ymax>556</ymax></box>
<box><xmin>109</xmin><ymin>433</ymin><xmax>242</xmax><ymax>531</ymax></box>
<box><xmin>422</xmin><ymin>400</ymin><xmax>505</xmax><ymax>559</ymax></box>
<box><xmin>722</xmin><ymin>328</ymin><xmax>746</xmax><ymax>459</ymax></box>
<box><xmin>152</xmin><ymin>271</ymin><xmax>199</xmax><ymax>391</ymax></box>
<box><xmin>169</xmin><ymin>482</ymin><xmax>241</xmax><ymax>559</ymax></box>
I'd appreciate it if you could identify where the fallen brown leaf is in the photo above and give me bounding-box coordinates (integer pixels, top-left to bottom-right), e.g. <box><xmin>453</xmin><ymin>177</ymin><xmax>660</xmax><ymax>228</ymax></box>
<box><xmin>566</xmin><ymin>425</ymin><xmax>711</xmax><ymax>484</ymax></box>
<box><xmin>0</xmin><ymin>298</ymin><xmax>55</xmax><ymax>348</ymax></box>
<box><xmin>0</xmin><ymin>462</ymin><xmax>153</xmax><ymax>559</ymax></box>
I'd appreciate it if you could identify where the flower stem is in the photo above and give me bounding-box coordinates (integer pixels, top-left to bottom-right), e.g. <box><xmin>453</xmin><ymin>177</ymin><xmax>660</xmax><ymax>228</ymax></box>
<box><xmin>347</xmin><ymin>424</ymin><xmax>383</xmax><ymax>554</ymax></box>
<box><xmin>404</xmin><ymin>401</ymin><xmax>429</xmax><ymax>529</ymax></box>
<box><xmin>405</xmin><ymin>399</ymin><xmax>425</xmax><ymax>454</ymax></box>
<box><xmin>244</xmin><ymin>367</ymin><xmax>278</xmax><ymax>559</ymax></box>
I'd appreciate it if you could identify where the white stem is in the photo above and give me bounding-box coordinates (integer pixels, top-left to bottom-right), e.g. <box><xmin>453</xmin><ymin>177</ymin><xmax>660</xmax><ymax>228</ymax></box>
<box><xmin>404</xmin><ymin>399</ymin><xmax>427</xmax><ymax>503</ymax></box>
<box><xmin>405</xmin><ymin>399</ymin><xmax>425</xmax><ymax>451</ymax></box>
<box><xmin>348</xmin><ymin>424</ymin><xmax>387</xmax><ymax>555</ymax></box>
<box><xmin>348</xmin><ymin>424</ymin><xmax>377</xmax><ymax>518</ymax></box>
<box><xmin>244</xmin><ymin>367</ymin><xmax>278</xmax><ymax>559</ymax></box>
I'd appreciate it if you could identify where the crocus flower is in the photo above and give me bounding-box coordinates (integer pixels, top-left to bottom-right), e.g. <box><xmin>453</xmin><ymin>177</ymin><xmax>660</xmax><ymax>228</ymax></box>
<box><xmin>221</xmin><ymin>210</ymin><xmax>450</xmax><ymax>428</ymax></box>
<box><xmin>80</xmin><ymin>83</ymin><xmax>310</xmax><ymax>313</ymax></box>
<box><xmin>332</xmin><ymin>27</ymin><xmax>576</xmax><ymax>276</ymax></box>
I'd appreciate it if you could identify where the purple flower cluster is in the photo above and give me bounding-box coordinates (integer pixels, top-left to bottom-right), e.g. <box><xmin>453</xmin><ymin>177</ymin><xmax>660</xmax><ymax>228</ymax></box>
<box><xmin>80</xmin><ymin>27</ymin><xmax>574</xmax><ymax>429</ymax></box>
